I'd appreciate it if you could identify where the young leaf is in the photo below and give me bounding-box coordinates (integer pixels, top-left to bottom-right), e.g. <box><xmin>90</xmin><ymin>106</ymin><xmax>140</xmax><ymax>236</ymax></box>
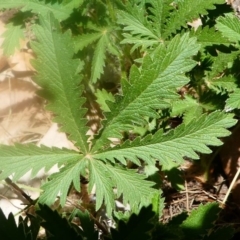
<box><xmin>1</xmin><ymin>22</ymin><xmax>24</xmax><ymax>56</ymax></box>
<box><xmin>74</xmin><ymin>25</ymin><xmax>120</xmax><ymax>83</ymax></box>
<box><xmin>92</xmin><ymin>33</ymin><xmax>200</xmax><ymax>151</ymax></box>
<box><xmin>31</xmin><ymin>13</ymin><xmax>89</xmax><ymax>153</ymax></box>
<box><xmin>94</xmin><ymin>112</ymin><xmax>236</xmax><ymax>168</ymax></box>
<box><xmin>0</xmin><ymin>144</ymin><xmax>80</xmax><ymax>181</ymax></box>
<box><xmin>180</xmin><ymin>203</ymin><xmax>220</xmax><ymax>240</ymax></box>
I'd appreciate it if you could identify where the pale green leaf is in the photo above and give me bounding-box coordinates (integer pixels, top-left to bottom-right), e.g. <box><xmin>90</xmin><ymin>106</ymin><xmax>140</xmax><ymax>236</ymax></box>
<box><xmin>94</xmin><ymin>112</ymin><xmax>236</xmax><ymax>167</ymax></box>
<box><xmin>1</xmin><ymin>23</ymin><xmax>24</xmax><ymax>56</ymax></box>
<box><xmin>226</xmin><ymin>89</ymin><xmax>240</xmax><ymax>110</ymax></box>
<box><xmin>0</xmin><ymin>0</ymin><xmax>82</xmax><ymax>21</ymax></box>
<box><xmin>216</xmin><ymin>13</ymin><xmax>240</xmax><ymax>43</ymax></box>
<box><xmin>0</xmin><ymin>144</ymin><xmax>80</xmax><ymax>181</ymax></box>
<box><xmin>92</xmin><ymin>33</ymin><xmax>200</xmax><ymax>151</ymax></box>
<box><xmin>31</xmin><ymin>13</ymin><xmax>89</xmax><ymax>153</ymax></box>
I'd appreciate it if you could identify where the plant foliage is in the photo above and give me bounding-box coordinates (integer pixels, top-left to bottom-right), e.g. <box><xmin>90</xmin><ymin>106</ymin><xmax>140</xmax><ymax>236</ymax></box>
<box><xmin>0</xmin><ymin>0</ymin><xmax>240</xmax><ymax>238</ymax></box>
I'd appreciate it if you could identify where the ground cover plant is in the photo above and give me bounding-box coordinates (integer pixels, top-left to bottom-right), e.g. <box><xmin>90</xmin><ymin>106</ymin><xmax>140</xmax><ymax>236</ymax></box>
<box><xmin>1</xmin><ymin>0</ymin><xmax>240</xmax><ymax>239</ymax></box>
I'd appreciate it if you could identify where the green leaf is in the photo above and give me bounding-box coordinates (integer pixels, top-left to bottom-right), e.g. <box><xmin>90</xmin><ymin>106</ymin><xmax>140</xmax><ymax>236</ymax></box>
<box><xmin>0</xmin><ymin>144</ymin><xmax>80</xmax><ymax>181</ymax></box>
<box><xmin>193</xmin><ymin>26</ymin><xmax>231</xmax><ymax>47</ymax></box>
<box><xmin>207</xmin><ymin>76</ymin><xmax>237</xmax><ymax>94</ymax></box>
<box><xmin>111</xmin><ymin>205</ymin><xmax>155</xmax><ymax>240</ymax></box>
<box><xmin>95</xmin><ymin>88</ymin><xmax>115</xmax><ymax>112</ymax></box>
<box><xmin>74</xmin><ymin>210</ymin><xmax>98</xmax><ymax>240</ymax></box>
<box><xmin>74</xmin><ymin>32</ymin><xmax>102</xmax><ymax>52</ymax></box>
<box><xmin>94</xmin><ymin>112</ymin><xmax>236</xmax><ymax>167</ymax></box>
<box><xmin>163</xmin><ymin>0</ymin><xmax>223</xmax><ymax>39</ymax></box>
<box><xmin>1</xmin><ymin>22</ymin><xmax>24</xmax><ymax>56</ymax></box>
<box><xmin>36</xmin><ymin>204</ymin><xmax>82</xmax><ymax>240</ymax></box>
<box><xmin>91</xmin><ymin>33</ymin><xmax>108</xmax><ymax>83</ymax></box>
<box><xmin>226</xmin><ymin>89</ymin><xmax>240</xmax><ymax>110</ymax></box>
<box><xmin>0</xmin><ymin>0</ymin><xmax>83</xmax><ymax>21</ymax></box>
<box><xmin>180</xmin><ymin>203</ymin><xmax>220</xmax><ymax>240</ymax></box>
<box><xmin>162</xmin><ymin>161</ymin><xmax>184</xmax><ymax>190</ymax></box>
<box><xmin>207</xmin><ymin>50</ymin><xmax>240</xmax><ymax>79</ymax></box>
<box><xmin>31</xmin><ymin>13</ymin><xmax>89</xmax><ymax>153</ymax></box>
<box><xmin>216</xmin><ymin>13</ymin><xmax>240</xmax><ymax>43</ymax></box>
<box><xmin>117</xmin><ymin>0</ymin><xmax>174</xmax><ymax>52</ymax></box>
<box><xmin>39</xmin><ymin>158</ymin><xmax>87</xmax><ymax>206</ymax></box>
<box><xmin>92</xmin><ymin>33</ymin><xmax>200</xmax><ymax>151</ymax></box>
<box><xmin>74</xmin><ymin>25</ymin><xmax>119</xmax><ymax>83</ymax></box>
<box><xmin>0</xmin><ymin>208</ymin><xmax>31</xmax><ymax>240</ymax></box>
<box><xmin>171</xmin><ymin>95</ymin><xmax>203</xmax><ymax>124</ymax></box>
<box><xmin>88</xmin><ymin>160</ymin><xmax>157</xmax><ymax>215</ymax></box>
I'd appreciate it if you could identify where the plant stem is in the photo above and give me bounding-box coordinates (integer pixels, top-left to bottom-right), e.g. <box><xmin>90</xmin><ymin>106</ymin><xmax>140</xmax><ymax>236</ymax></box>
<box><xmin>222</xmin><ymin>166</ymin><xmax>240</xmax><ymax>204</ymax></box>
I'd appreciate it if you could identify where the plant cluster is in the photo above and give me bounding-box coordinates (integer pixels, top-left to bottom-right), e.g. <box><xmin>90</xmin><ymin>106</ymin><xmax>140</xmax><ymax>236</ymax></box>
<box><xmin>1</xmin><ymin>0</ymin><xmax>240</xmax><ymax>239</ymax></box>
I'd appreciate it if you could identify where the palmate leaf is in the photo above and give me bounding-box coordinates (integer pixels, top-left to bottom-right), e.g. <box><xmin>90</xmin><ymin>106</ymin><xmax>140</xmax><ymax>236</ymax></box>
<box><xmin>1</xmin><ymin>22</ymin><xmax>25</xmax><ymax>56</ymax></box>
<box><xmin>94</xmin><ymin>112</ymin><xmax>236</xmax><ymax>167</ymax></box>
<box><xmin>31</xmin><ymin>13</ymin><xmax>89</xmax><ymax>153</ymax></box>
<box><xmin>163</xmin><ymin>0</ymin><xmax>223</xmax><ymax>39</ymax></box>
<box><xmin>74</xmin><ymin>25</ymin><xmax>120</xmax><ymax>83</ymax></box>
<box><xmin>92</xmin><ymin>33</ymin><xmax>200</xmax><ymax>151</ymax></box>
<box><xmin>0</xmin><ymin>0</ymin><xmax>83</xmax><ymax>21</ymax></box>
<box><xmin>0</xmin><ymin>144</ymin><xmax>80</xmax><ymax>181</ymax></box>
